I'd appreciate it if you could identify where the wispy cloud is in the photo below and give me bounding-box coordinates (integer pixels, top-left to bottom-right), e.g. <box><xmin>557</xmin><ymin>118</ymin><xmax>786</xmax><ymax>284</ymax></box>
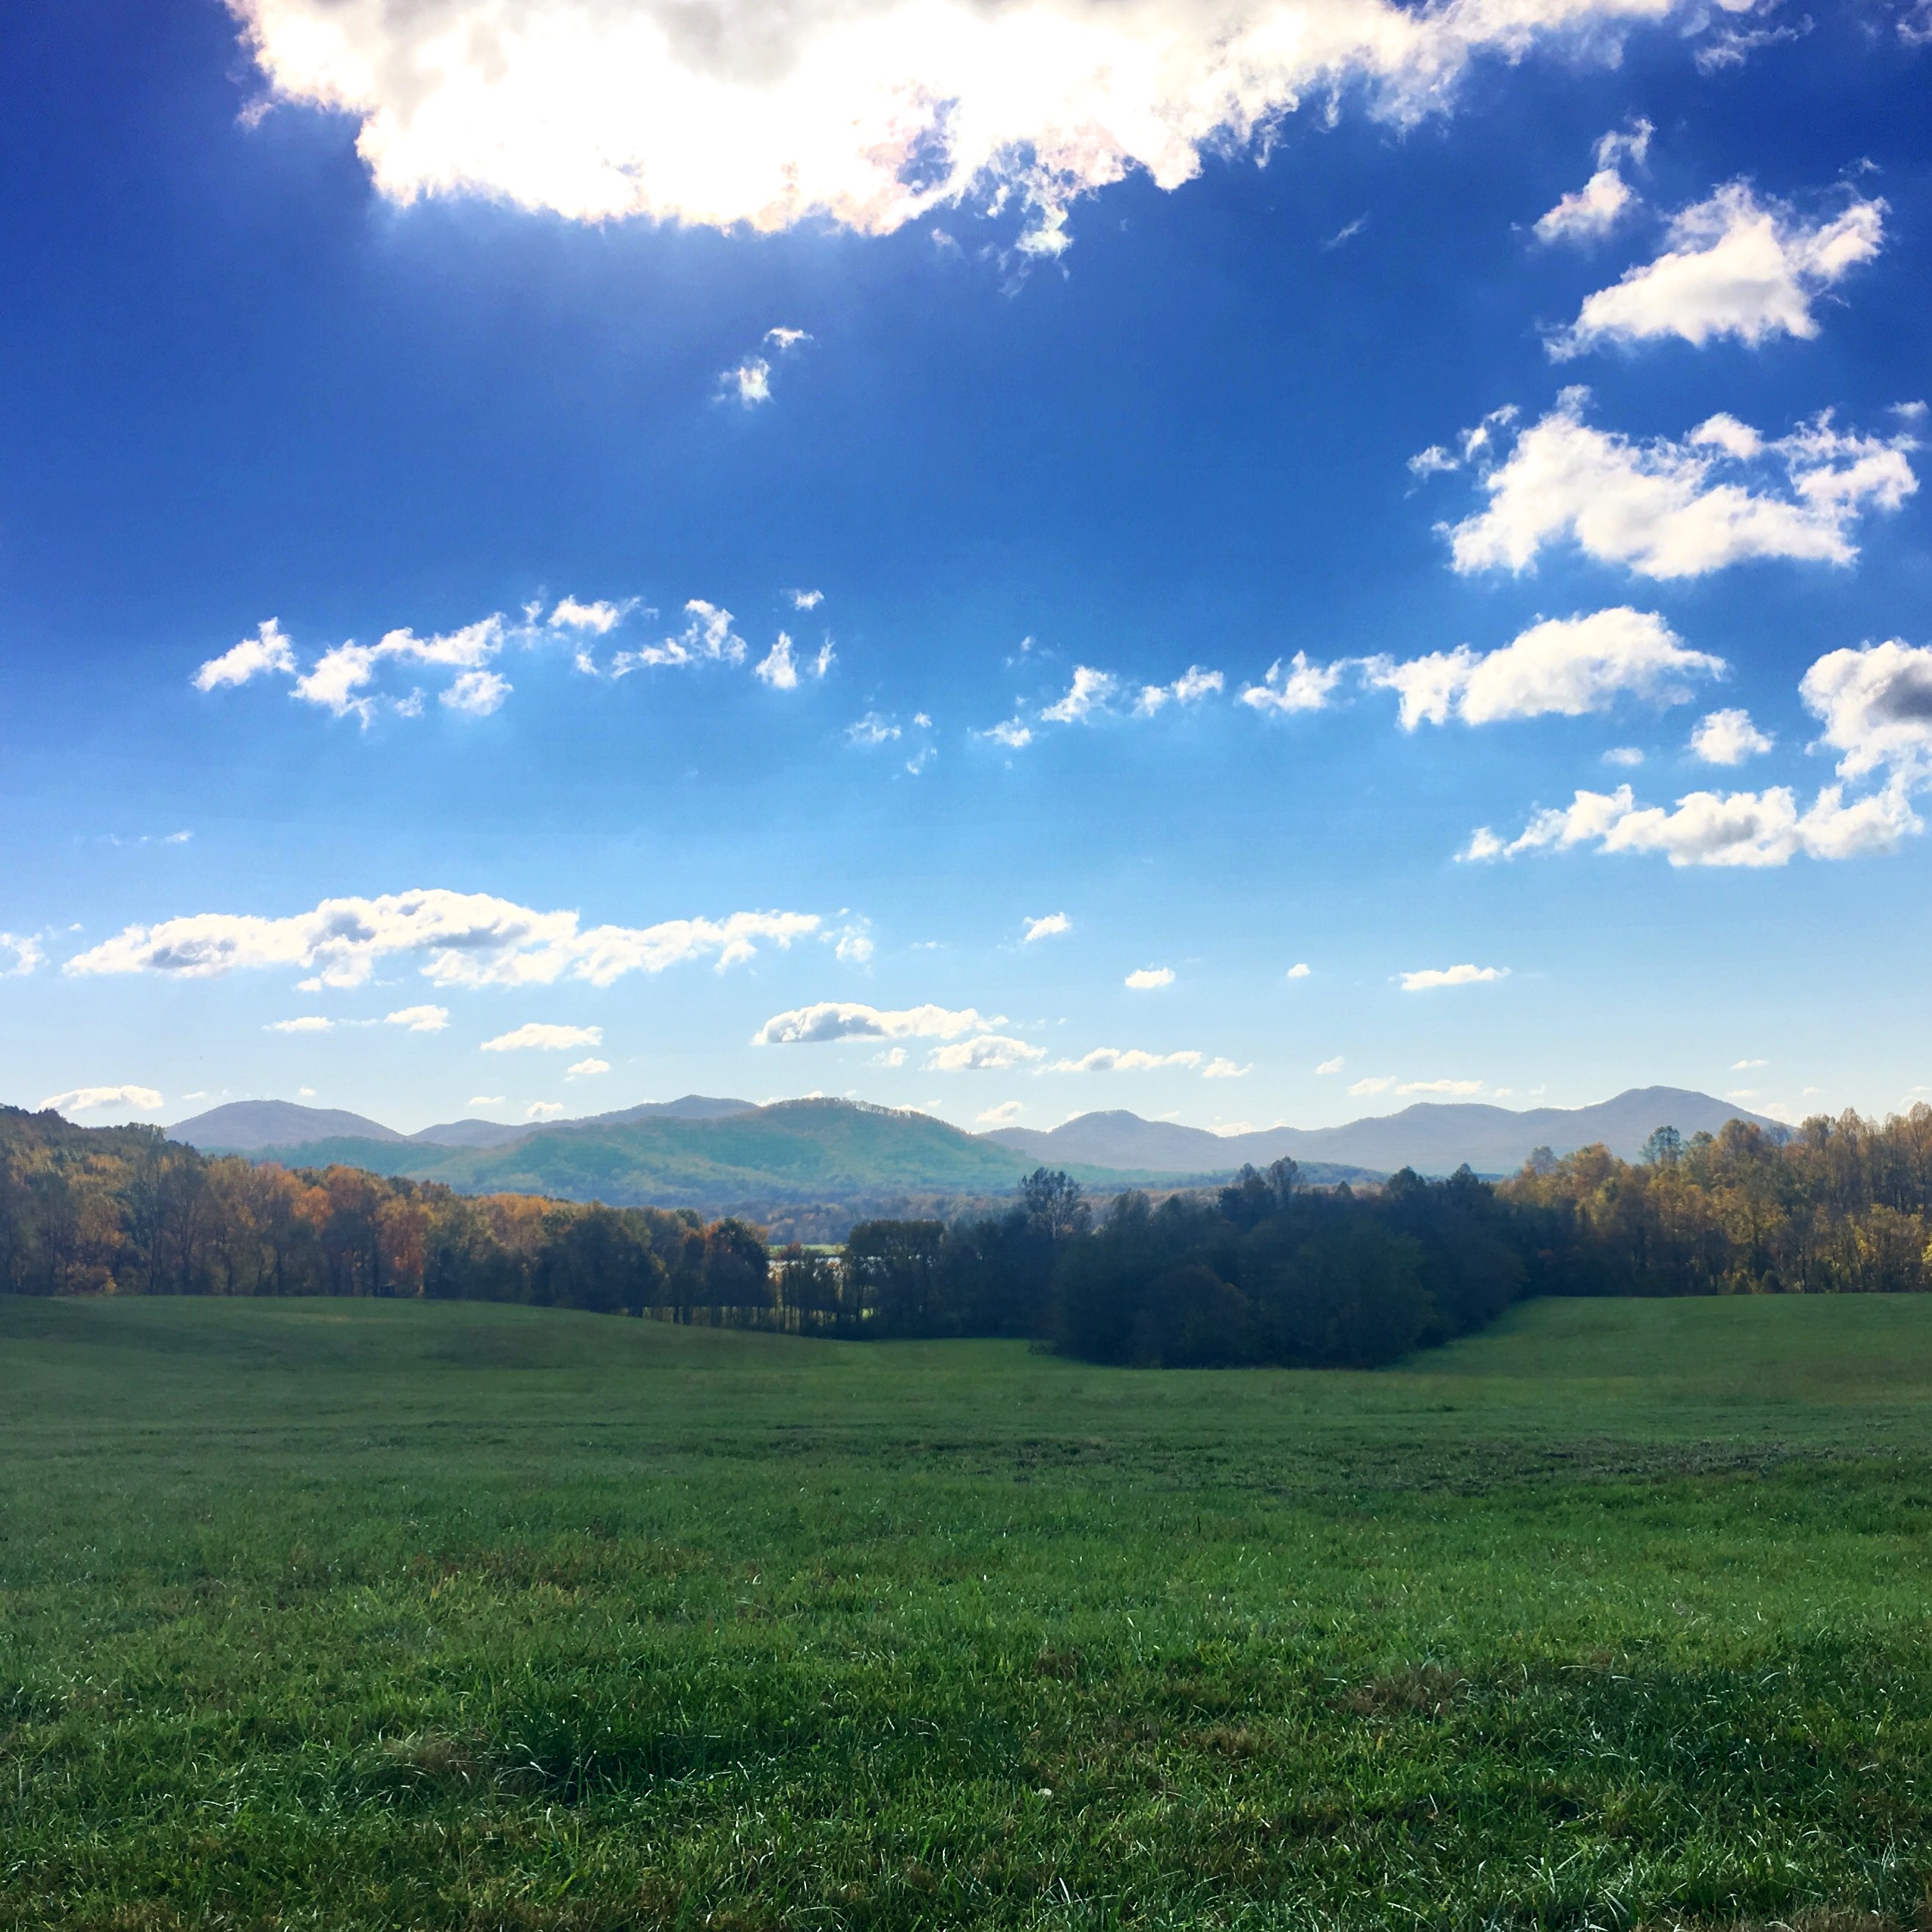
<box><xmin>1022</xmin><ymin>912</ymin><xmax>1071</xmax><ymax>944</ymax></box>
<box><xmin>40</xmin><ymin>1084</ymin><xmax>163</xmax><ymax>1116</ymax></box>
<box><xmin>384</xmin><ymin>1005</ymin><xmax>450</xmax><ymax>1032</ymax></box>
<box><xmin>482</xmin><ymin>1023</ymin><xmax>605</xmax><ymax>1052</ymax></box>
<box><xmin>754</xmin><ymin>1002</ymin><xmax>993</xmax><ymax>1044</ymax></box>
<box><xmin>927</xmin><ymin>1033</ymin><xmax>1047</xmax><ymax>1071</ymax></box>
<box><xmin>1124</xmin><ymin>966</ymin><xmax>1175</xmax><ymax>989</ymax></box>
<box><xmin>1400</xmin><ymin>964</ymin><xmax>1508</xmax><ymax>990</ymax></box>
<box><xmin>1049</xmin><ymin>1047</ymin><xmax>1204</xmax><ymax>1072</ymax></box>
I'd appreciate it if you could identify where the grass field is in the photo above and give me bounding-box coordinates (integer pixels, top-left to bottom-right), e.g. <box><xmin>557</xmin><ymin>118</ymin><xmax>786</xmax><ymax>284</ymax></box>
<box><xmin>4</xmin><ymin>1294</ymin><xmax>1932</xmax><ymax>1932</ymax></box>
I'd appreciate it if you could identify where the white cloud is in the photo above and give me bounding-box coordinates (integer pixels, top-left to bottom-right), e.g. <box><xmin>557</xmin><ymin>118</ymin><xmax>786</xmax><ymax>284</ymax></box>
<box><xmin>0</xmin><ymin>933</ymin><xmax>44</xmax><ymax>976</ymax></box>
<box><xmin>1286</xmin><ymin>962</ymin><xmax>1311</xmax><ymax>979</ymax></box>
<box><xmin>567</xmin><ymin>1057</ymin><xmax>610</xmax><ymax>1075</ymax></box>
<box><xmin>982</xmin><ymin>717</ymin><xmax>1033</xmax><ymax>749</ymax></box>
<box><xmin>1604</xmin><ymin>745</ymin><xmax>1645</xmax><ymax>766</ymax></box>
<box><xmin>1202</xmin><ymin>1058</ymin><xmax>1251</xmax><ymax>1078</ymax></box>
<box><xmin>789</xmin><ymin>588</ymin><xmax>824</xmax><ymax>610</ymax></box>
<box><xmin>231</xmin><ymin>0</ymin><xmax>1678</xmax><ymax>259</ymax></box>
<box><xmin>871</xmin><ymin>1046</ymin><xmax>908</xmax><ymax>1068</ymax></box>
<box><xmin>1134</xmin><ymin>666</ymin><xmax>1224</xmax><ymax>714</ymax></box>
<box><xmin>1316</xmin><ymin>1055</ymin><xmax>1345</xmax><ymax>1074</ymax></box>
<box><xmin>1733</xmin><ymin>1058</ymin><xmax>1768</xmax><ymax>1069</ymax></box>
<box><xmin>483</xmin><ymin>1022</ymin><xmax>605</xmax><ymax>1052</ymax></box>
<box><xmin>755</xmin><ymin>632</ymin><xmax>800</xmax><ymax>688</ymax></box>
<box><xmin>1800</xmin><ymin>639</ymin><xmax>1932</xmax><ymax>783</ymax></box>
<box><xmin>847</xmin><ymin>712</ymin><xmax>900</xmax><ymax>746</ymax></box>
<box><xmin>1049</xmin><ymin>1047</ymin><xmax>1203</xmax><ymax>1072</ymax></box>
<box><xmin>1694</xmin><ymin>13</ymin><xmax>1810</xmax><ymax>68</ymax></box>
<box><xmin>1400</xmin><ymin>963</ymin><xmax>1508</xmax><ymax>990</ymax></box>
<box><xmin>1533</xmin><ymin>119</ymin><xmax>1650</xmax><ymax>243</ymax></box>
<box><xmin>830</xmin><ymin>921</ymin><xmax>874</xmax><ymax>964</ymax></box>
<box><xmin>1124</xmin><ymin>966</ymin><xmax>1175</xmax><ymax>989</ymax></box>
<box><xmin>612</xmin><ymin>600</ymin><xmax>746</xmax><ymax>674</ymax></box>
<box><xmin>1535</xmin><ymin>170</ymin><xmax>1633</xmax><ymax>243</ymax></box>
<box><xmin>1466</xmin><ymin>779</ymin><xmax>1922</xmax><ymax>867</ymax></box>
<box><xmin>1241</xmin><ymin>652</ymin><xmax>1345</xmax><ymax>715</ymax></box>
<box><xmin>40</xmin><ymin>1085</ymin><xmax>164</xmax><ymax>1116</ymax></box>
<box><xmin>268</xmin><ymin>1016</ymin><xmax>333</xmax><ymax>1033</ymax></box>
<box><xmin>754</xmin><ymin>1001</ymin><xmax>991</xmax><ymax>1044</ymax></box>
<box><xmin>977</xmin><ymin>1099</ymin><xmax>1027</xmax><ymax>1127</ymax></box>
<box><xmin>1445</xmin><ymin>391</ymin><xmax>1917</xmax><ymax>580</ymax></box>
<box><xmin>1554</xmin><ymin>184</ymin><xmax>1885</xmax><ymax>357</ymax></box>
<box><xmin>549</xmin><ymin>596</ymin><xmax>627</xmax><ymax>633</ymax></box>
<box><xmin>927</xmin><ymin>1033</ymin><xmax>1048</xmax><ymax>1071</ymax></box>
<box><xmin>721</xmin><ymin>357</ymin><xmax>771</xmax><ymax>405</ymax></box>
<box><xmin>1348</xmin><ymin>1075</ymin><xmax>1396</xmax><ymax>1096</ymax></box>
<box><xmin>1041</xmin><ymin>666</ymin><xmax>1116</xmax><ymax>723</ymax></box>
<box><xmin>295</xmin><ymin>616</ymin><xmax>508</xmax><ymax>724</ymax></box>
<box><xmin>66</xmin><ymin>890</ymin><xmax>816</xmax><ymax>989</ymax></box>
<box><xmin>1022</xmin><ymin>912</ymin><xmax>1071</xmax><ymax>944</ymax></box>
<box><xmin>752</xmin><ymin>630</ymin><xmax>833</xmax><ymax>688</ymax></box>
<box><xmin>1397</xmin><ymin>1077</ymin><xmax>1484</xmax><ymax>1095</ymax></box>
<box><xmin>1689</xmin><ymin>707</ymin><xmax>1773</xmax><ymax>765</ymax></box>
<box><xmin>441</xmin><ymin>669</ymin><xmax>511</xmax><ymax>716</ymax></box>
<box><xmin>1367</xmin><ymin>607</ymin><xmax>1722</xmax><ymax>729</ymax></box>
<box><xmin>468</xmin><ymin>1094</ymin><xmax>506</xmax><ymax>1106</ymax></box>
<box><xmin>384</xmin><ymin>1004</ymin><xmax>450</xmax><ymax>1031</ymax></box>
<box><xmin>719</xmin><ymin>328</ymin><xmax>809</xmax><ymax>407</ymax></box>
<box><xmin>194</xmin><ymin>618</ymin><xmax>297</xmax><ymax>691</ymax></box>
<box><xmin>527</xmin><ymin>1101</ymin><xmax>567</xmax><ymax>1121</ymax></box>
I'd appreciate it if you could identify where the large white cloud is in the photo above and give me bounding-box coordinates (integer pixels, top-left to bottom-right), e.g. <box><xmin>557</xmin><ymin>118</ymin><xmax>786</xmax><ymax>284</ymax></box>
<box><xmin>1553</xmin><ymin>184</ymin><xmax>1885</xmax><ymax>357</ymax></box>
<box><xmin>230</xmin><ymin>0</ymin><xmax>1680</xmax><ymax>254</ymax></box>
<box><xmin>65</xmin><ymin>890</ymin><xmax>818</xmax><ymax>989</ymax></box>
<box><xmin>1366</xmin><ymin>607</ymin><xmax>1722</xmax><ymax>727</ymax></box>
<box><xmin>1441</xmin><ymin>390</ymin><xmax>1917</xmax><ymax>580</ymax></box>
<box><xmin>1465</xmin><ymin>778</ymin><xmax>1922</xmax><ymax>866</ymax></box>
<box><xmin>753</xmin><ymin>1000</ymin><xmax>992</xmax><ymax>1044</ymax></box>
<box><xmin>1799</xmin><ymin>639</ymin><xmax>1932</xmax><ymax>783</ymax></box>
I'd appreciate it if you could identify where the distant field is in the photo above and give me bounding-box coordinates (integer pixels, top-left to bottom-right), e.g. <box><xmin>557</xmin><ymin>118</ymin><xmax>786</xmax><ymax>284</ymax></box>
<box><xmin>4</xmin><ymin>1295</ymin><xmax>1932</xmax><ymax>1930</ymax></box>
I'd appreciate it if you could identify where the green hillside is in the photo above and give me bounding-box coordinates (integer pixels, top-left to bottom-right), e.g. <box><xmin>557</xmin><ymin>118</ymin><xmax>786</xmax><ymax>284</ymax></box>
<box><xmin>243</xmin><ymin>1098</ymin><xmax>1099</xmax><ymax>1205</ymax></box>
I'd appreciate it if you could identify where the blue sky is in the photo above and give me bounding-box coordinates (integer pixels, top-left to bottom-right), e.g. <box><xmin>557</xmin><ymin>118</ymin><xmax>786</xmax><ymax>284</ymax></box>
<box><xmin>2</xmin><ymin>0</ymin><xmax>1929</xmax><ymax>1136</ymax></box>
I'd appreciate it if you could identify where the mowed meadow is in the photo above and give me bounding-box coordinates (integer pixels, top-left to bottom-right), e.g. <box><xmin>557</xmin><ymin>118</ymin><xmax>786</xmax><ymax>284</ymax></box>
<box><xmin>4</xmin><ymin>1296</ymin><xmax>1932</xmax><ymax>1931</ymax></box>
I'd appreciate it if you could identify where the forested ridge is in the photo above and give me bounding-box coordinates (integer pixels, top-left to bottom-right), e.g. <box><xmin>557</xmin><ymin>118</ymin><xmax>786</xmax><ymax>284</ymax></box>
<box><xmin>5</xmin><ymin>1103</ymin><xmax>1932</xmax><ymax>1366</ymax></box>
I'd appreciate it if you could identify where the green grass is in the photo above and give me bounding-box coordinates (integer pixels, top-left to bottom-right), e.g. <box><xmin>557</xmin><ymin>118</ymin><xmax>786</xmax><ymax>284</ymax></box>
<box><xmin>4</xmin><ymin>1294</ymin><xmax>1932</xmax><ymax>1931</ymax></box>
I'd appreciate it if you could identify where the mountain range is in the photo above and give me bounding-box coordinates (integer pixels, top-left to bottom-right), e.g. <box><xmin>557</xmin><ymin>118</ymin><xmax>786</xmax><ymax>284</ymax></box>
<box><xmin>984</xmin><ymin>1086</ymin><xmax>1774</xmax><ymax>1175</ymax></box>
<box><xmin>156</xmin><ymin>1086</ymin><xmax>1776</xmax><ymax>1222</ymax></box>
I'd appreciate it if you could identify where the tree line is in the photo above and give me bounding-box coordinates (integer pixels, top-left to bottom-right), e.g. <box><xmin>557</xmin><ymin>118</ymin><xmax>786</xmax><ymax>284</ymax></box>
<box><xmin>8</xmin><ymin>1102</ymin><xmax>1932</xmax><ymax>1367</ymax></box>
<box><xmin>0</xmin><ymin>1108</ymin><xmax>766</xmax><ymax>1311</ymax></box>
<box><xmin>1502</xmin><ymin>1109</ymin><xmax>1932</xmax><ymax>1296</ymax></box>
